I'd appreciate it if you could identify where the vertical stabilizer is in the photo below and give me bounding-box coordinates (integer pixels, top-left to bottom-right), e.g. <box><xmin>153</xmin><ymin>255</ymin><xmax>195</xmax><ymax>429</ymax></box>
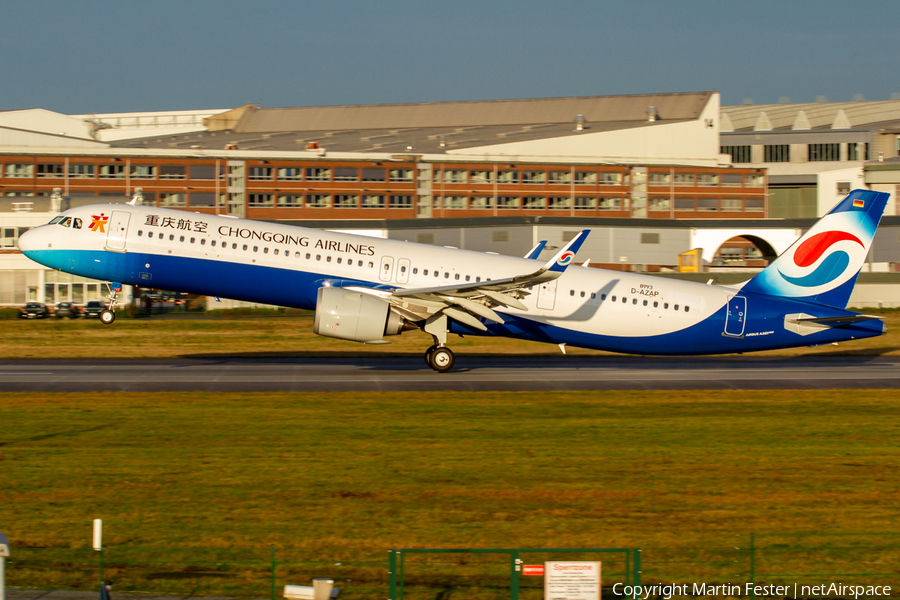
<box><xmin>741</xmin><ymin>189</ymin><xmax>890</xmax><ymax>308</ymax></box>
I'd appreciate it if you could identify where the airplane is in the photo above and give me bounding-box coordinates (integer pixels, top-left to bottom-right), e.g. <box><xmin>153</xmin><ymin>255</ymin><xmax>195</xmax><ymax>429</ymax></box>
<box><xmin>17</xmin><ymin>189</ymin><xmax>890</xmax><ymax>372</ymax></box>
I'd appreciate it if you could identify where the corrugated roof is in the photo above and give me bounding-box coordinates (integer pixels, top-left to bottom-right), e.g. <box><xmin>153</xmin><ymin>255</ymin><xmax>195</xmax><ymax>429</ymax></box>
<box><xmin>721</xmin><ymin>99</ymin><xmax>900</xmax><ymax>131</ymax></box>
<box><xmin>212</xmin><ymin>92</ymin><xmax>713</xmax><ymax>133</ymax></box>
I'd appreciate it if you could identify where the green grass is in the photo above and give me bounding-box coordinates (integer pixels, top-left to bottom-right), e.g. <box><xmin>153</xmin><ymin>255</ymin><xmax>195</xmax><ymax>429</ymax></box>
<box><xmin>3</xmin><ymin>390</ymin><xmax>899</xmax><ymax>549</ymax></box>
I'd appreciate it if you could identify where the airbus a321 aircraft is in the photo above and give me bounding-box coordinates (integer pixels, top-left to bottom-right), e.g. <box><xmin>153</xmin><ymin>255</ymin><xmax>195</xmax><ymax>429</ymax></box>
<box><xmin>18</xmin><ymin>189</ymin><xmax>889</xmax><ymax>372</ymax></box>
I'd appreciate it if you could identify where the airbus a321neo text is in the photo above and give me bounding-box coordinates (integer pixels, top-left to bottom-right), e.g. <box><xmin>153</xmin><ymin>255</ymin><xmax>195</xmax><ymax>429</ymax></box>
<box><xmin>18</xmin><ymin>189</ymin><xmax>890</xmax><ymax>372</ymax></box>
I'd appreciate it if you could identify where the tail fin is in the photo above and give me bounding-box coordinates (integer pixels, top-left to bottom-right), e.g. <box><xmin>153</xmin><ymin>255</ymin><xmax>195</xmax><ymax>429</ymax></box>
<box><xmin>741</xmin><ymin>189</ymin><xmax>890</xmax><ymax>308</ymax></box>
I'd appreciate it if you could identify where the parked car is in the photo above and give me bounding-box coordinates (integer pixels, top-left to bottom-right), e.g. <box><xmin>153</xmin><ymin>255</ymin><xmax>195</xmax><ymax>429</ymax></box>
<box><xmin>83</xmin><ymin>300</ymin><xmax>105</xmax><ymax>318</ymax></box>
<box><xmin>20</xmin><ymin>302</ymin><xmax>50</xmax><ymax>319</ymax></box>
<box><xmin>55</xmin><ymin>302</ymin><xmax>82</xmax><ymax>318</ymax></box>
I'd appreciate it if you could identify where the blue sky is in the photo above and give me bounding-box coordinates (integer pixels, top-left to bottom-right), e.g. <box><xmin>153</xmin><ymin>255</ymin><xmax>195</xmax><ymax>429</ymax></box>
<box><xmin>2</xmin><ymin>0</ymin><xmax>897</xmax><ymax>114</ymax></box>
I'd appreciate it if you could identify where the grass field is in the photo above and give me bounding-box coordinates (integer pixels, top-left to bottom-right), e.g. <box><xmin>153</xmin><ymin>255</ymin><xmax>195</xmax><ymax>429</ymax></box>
<box><xmin>3</xmin><ymin>390</ymin><xmax>898</xmax><ymax>551</ymax></box>
<box><xmin>1</xmin><ymin>308</ymin><xmax>899</xmax><ymax>359</ymax></box>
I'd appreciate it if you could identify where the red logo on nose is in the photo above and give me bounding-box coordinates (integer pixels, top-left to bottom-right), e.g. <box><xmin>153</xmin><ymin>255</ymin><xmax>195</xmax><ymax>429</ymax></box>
<box><xmin>89</xmin><ymin>213</ymin><xmax>109</xmax><ymax>233</ymax></box>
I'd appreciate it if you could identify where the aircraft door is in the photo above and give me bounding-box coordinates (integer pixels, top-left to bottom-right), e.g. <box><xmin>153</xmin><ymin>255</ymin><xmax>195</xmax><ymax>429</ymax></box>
<box><xmin>724</xmin><ymin>295</ymin><xmax>747</xmax><ymax>337</ymax></box>
<box><xmin>379</xmin><ymin>256</ymin><xmax>395</xmax><ymax>282</ymax></box>
<box><xmin>396</xmin><ymin>258</ymin><xmax>410</xmax><ymax>284</ymax></box>
<box><xmin>106</xmin><ymin>211</ymin><xmax>130</xmax><ymax>251</ymax></box>
<box><xmin>536</xmin><ymin>279</ymin><xmax>558</xmax><ymax>311</ymax></box>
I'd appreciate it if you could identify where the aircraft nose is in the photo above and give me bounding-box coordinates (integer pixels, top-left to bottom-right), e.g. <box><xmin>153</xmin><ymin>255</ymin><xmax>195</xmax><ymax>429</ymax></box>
<box><xmin>17</xmin><ymin>226</ymin><xmax>44</xmax><ymax>256</ymax></box>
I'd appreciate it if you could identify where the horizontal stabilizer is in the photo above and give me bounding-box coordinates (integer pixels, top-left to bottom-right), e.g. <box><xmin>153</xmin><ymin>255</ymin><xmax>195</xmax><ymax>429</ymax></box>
<box><xmin>795</xmin><ymin>314</ymin><xmax>881</xmax><ymax>325</ymax></box>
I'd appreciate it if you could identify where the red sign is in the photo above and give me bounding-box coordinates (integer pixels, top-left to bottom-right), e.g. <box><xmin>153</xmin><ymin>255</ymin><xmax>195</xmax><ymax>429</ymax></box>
<box><xmin>523</xmin><ymin>565</ymin><xmax>545</xmax><ymax>576</ymax></box>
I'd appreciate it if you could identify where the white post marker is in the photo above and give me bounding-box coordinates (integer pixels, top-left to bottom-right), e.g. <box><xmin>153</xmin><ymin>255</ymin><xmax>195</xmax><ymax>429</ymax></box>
<box><xmin>0</xmin><ymin>532</ymin><xmax>10</xmax><ymax>600</ymax></box>
<box><xmin>544</xmin><ymin>561</ymin><xmax>601</xmax><ymax>600</ymax></box>
<box><xmin>93</xmin><ymin>519</ymin><xmax>102</xmax><ymax>551</ymax></box>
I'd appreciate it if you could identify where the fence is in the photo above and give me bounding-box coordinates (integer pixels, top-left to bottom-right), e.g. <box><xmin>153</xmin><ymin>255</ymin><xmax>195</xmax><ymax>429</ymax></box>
<box><xmin>6</xmin><ymin>534</ymin><xmax>900</xmax><ymax>600</ymax></box>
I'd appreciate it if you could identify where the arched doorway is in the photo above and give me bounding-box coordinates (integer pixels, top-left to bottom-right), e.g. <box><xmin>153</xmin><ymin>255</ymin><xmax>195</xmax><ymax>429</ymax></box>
<box><xmin>711</xmin><ymin>235</ymin><xmax>778</xmax><ymax>268</ymax></box>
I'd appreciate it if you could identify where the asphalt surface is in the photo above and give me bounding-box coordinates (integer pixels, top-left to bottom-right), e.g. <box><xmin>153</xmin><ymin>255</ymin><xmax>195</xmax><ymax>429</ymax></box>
<box><xmin>1</xmin><ymin>355</ymin><xmax>899</xmax><ymax>391</ymax></box>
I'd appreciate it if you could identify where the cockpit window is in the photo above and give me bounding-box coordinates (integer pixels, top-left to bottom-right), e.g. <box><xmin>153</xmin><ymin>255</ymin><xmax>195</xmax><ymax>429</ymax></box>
<box><xmin>49</xmin><ymin>216</ymin><xmax>64</xmax><ymax>224</ymax></box>
<box><xmin>60</xmin><ymin>217</ymin><xmax>72</xmax><ymax>228</ymax></box>
<box><xmin>73</xmin><ymin>218</ymin><xmax>83</xmax><ymax>229</ymax></box>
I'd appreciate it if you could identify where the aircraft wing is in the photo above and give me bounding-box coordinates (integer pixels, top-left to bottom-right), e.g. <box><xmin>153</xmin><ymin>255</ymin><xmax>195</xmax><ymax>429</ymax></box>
<box><xmin>345</xmin><ymin>230</ymin><xmax>590</xmax><ymax>330</ymax></box>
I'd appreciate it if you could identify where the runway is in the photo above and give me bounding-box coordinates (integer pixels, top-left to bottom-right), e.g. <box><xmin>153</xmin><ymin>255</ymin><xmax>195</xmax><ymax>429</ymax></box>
<box><xmin>1</xmin><ymin>355</ymin><xmax>899</xmax><ymax>392</ymax></box>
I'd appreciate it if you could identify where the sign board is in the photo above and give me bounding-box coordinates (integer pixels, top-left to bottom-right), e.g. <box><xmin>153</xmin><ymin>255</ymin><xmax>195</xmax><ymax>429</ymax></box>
<box><xmin>545</xmin><ymin>561</ymin><xmax>600</xmax><ymax>600</ymax></box>
<box><xmin>523</xmin><ymin>565</ymin><xmax>545</xmax><ymax>576</ymax></box>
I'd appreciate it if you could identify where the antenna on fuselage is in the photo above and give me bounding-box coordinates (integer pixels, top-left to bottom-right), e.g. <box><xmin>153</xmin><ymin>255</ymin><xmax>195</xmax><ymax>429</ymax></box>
<box><xmin>128</xmin><ymin>188</ymin><xmax>144</xmax><ymax>206</ymax></box>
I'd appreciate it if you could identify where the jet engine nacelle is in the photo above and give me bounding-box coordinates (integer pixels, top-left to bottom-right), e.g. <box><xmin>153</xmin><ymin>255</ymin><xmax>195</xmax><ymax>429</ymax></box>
<box><xmin>313</xmin><ymin>286</ymin><xmax>408</xmax><ymax>343</ymax></box>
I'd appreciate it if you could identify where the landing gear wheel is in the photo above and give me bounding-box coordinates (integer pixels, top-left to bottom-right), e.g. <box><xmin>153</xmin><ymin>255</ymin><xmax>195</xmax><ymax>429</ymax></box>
<box><xmin>425</xmin><ymin>345</ymin><xmax>438</xmax><ymax>368</ymax></box>
<box><xmin>430</xmin><ymin>347</ymin><xmax>455</xmax><ymax>373</ymax></box>
<box><xmin>99</xmin><ymin>309</ymin><xmax>116</xmax><ymax>325</ymax></box>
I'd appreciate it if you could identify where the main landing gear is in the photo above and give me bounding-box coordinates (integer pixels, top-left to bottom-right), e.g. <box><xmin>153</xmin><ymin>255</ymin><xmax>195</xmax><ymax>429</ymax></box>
<box><xmin>100</xmin><ymin>282</ymin><xmax>123</xmax><ymax>325</ymax></box>
<box><xmin>423</xmin><ymin>313</ymin><xmax>456</xmax><ymax>373</ymax></box>
<box><xmin>425</xmin><ymin>344</ymin><xmax>455</xmax><ymax>373</ymax></box>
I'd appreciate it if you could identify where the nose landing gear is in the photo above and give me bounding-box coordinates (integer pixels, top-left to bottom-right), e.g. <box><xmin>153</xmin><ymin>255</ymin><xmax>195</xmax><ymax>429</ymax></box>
<box><xmin>100</xmin><ymin>282</ymin><xmax>123</xmax><ymax>325</ymax></box>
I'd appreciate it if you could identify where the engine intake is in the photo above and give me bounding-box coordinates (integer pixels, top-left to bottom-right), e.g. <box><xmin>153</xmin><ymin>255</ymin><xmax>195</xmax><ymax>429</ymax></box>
<box><xmin>313</xmin><ymin>286</ymin><xmax>409</xmax><ymax>343</ymax></box>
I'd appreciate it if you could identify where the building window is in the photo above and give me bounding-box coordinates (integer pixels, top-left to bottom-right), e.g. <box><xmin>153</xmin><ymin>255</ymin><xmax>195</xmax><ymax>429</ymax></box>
<box><xmin>249</xmin><ymin>194</ymin><xmax>274</xmax><ymax>207</ymax></box>
<box><xmin>548</xmin><ymin>196</ymin><xmax>570</xmax><ymax>210</ymax></box>
<box><xmin>745</xmin><ymin>198</ymin><xmax>765</xmax><ymax>212</ymax></box>
<box><xmin>721</xmin><ymin>145</ymin><xmax>752</xmax><ymax>163</ymax></box>
<box><xmin>497</xmin><ymin>170</ymin><xmax>519</xmax><ymax>184</ymax></box>
<box><xmin>189</xmin><ymin>165</ymin><xmax>218</xmax><ymax>180</ymax></box>
<box><xmin>721</xmin><ymin>198</ymin><xmax>742</xmax><ymax>211</ymax></box>
<box><xmin>698</xmin><ymin>198</ymin><xmax>719</xmax><ymax>211</ymax></box>
<box><xmin>443</xmin><ymin>195</ymin><xmax>467</xmax><ymax>210</ymax></box>
<box><xmin>36</xmin><ymin>163</ymin><xmax>64</xmax><ymax>178</ymax></box>
<box><xmin>574</xmin><ymin>171</ymin><xmax>597</xmax><ymax>185</ymax></box>
<box><xmin>598</xmin><ymin>172</ymin><xmax>623</xmax><ymax>185</ymax></box>
<box><xmin>496</xmin><ymin>196</ymin><xmax>520</xmax><ymax>210</ymax></box>
<box><xmin>389</xmin><ymin>195</ymin><xmax>413</xmax><ymax>209</ymax></box>
<box><xmin>675</xmin><ymin>198</ymin><xmax>695</xmax><ymax>211</ymax></box>
<box><xmin>469</xmin><ymin>170</ymin><xmax>493</xmax><ymax>184</ymax></box>
<box><xmin>745</xmin><ymin>174</ymin><xmax>764</xmax><ymax>187</ymax></box>
<box><xmin>598</xmin><ymin>197</ymin><xmax>621</xmax><ymax>210</ymax></box>
<box><xmin>574</xmin><ymin>197</ymin><xmax>597</xmax><ymax>210</ymax></box>
<box><xmin>523</xmin><ymin>196</ymin><xmax>546</xmax><ymax>210</ymax></box>
<box><xmin>362</xmin><ymin>168</ymin><xmax>386</xmax><ymax>182</ymax></box>
<box><xmin>649</xmin><ymin>197</ymin><xmax>670</xmax><ymax>211</ymax></box>
<box><xmin>389</xmin><ymin>169</ymin><xmax>413</xmax><ymax>182</ymax></box>
<box><xmin>307</xmin><ymin>194</ymin><xmax>332</xmax><ymax>208</ymax></box>
<box><xmin>492</xmin><ymin>231</ymin><xmax>509</xmax><ymax>242</ymax></box>
<box><xmin>159</xmin><ymin>192</ymin><xmax>186</xmax><ymax>207</ymax></box>
<box><xmin>721</xmin><ymin>174</ymin><xmax>742</xmax><ymax>187</ymax></box>
<box><xmin>68</xmin><ymin>164</ymin><xmax>95</xmax><ymax>178</ymax></box>
<box><xmin>190</xmin><ymin>192</ymin><xmax>216</xmax><ymax>207</ymax></box>
<box><xmin>470</xmin><ymin>196</ymin><xmax>493</xmax><ymax>210</ymax></box>
<box><xmin>764</xmin><ymin>145</ymin><xmax>790</xmax><ymax>162</ymax></box>
<box><xmin>673</xmin><ymin>173</ymin><xmax>695</xmax><ymax>186</ymax></box>
<box><xmin>641</xmin><ymin>233</ymin><xmax>660</xmax><ymax>244</ymax></box>
<box><xmin>439</xmin><ymin>170</ymin><xmax>466</xmax><ymax>183</ymax></box>
<box><xmin>276</xmin><ymin>167</ymin><xmax>303</xmax><ymax>181</ymax></box>
<box><xmin>521</xmin><ymin>171</ymin><xmax>546</xmax><ymax>184</ymax></box>
<box><xmin>697</xmin><ymin>174</ymin><xmax>719</xmax><ymax>187</ymax></box>
<box><xmin>362</xmin><ymin>194</ymin><xmax>385</xmax><ymax>208</ymax></box>
<box><xmin>159</xmin><ymin>165</ymin><xmax>187</xmax><ymax>179</ymax></box>
<box><xmin>98</xmin><ymin>164</ymin><xmax>126</xmax><ymax>179</ymax></box>
<box><xmin>306</xmin><ymin>167</ymin><xmax>332</xmax><ymax>181</ymax></box>
<box><xmin>549</xmin><ymin>171</ymin><xmax>571</xmax><ymax>185</ymax></box>
<box><xmin>649</xmin><ymin>172</ymin><xmax>670</xmax><ymax>186</ymax></box>
<box><xmin>809</xmin><ymin>143</ymin><xmax>840</xmax><ymax>162</ymax></box>
<box><xmin>130</xmin><ymin>165</ymin><xmax>156</xmax><ymax>179</ymax></box>
<box><xmin>248</xmin><ymin>166</ymin><xmax>273</xmax><ymax>180</ymax></box>
<box><xmin>334</xmin><ymin>194</ymin><xmax>359</xmax><ymax>208</ymax></box>
<box><xmin>277</xmin><ymin>194</ymin><xmax>303</xmax><ymax>207</ymax></box>
<box><xmin>334</xmin><ymin>167</ymin><xmax>358</xmax><ymax>182</ymax></box>
<box><xmin>4</xmin><ymin>163</ymin><xmax>33</xmax><ymax>178</ymax></box>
